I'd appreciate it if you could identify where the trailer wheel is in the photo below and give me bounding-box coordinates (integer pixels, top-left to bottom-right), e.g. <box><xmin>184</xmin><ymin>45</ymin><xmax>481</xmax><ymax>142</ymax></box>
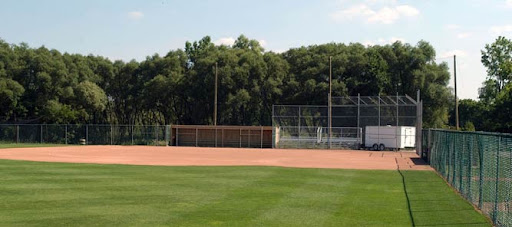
<box><xmin>372</xmin><ymin>143</ymin><xmax>379</xmax><ymax>151</ymax></box>
<box><xmin>379</xmin><ymin>144</ymin><xmax>386</xmax><ymax>151</ymax></box>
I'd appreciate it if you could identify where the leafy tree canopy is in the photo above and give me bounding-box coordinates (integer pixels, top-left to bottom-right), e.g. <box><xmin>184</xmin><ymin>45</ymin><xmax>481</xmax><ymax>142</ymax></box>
<box><xmin>0</xmin><ymin>35</ymin><xmax>452</xmax><ymax>128</ymax></box>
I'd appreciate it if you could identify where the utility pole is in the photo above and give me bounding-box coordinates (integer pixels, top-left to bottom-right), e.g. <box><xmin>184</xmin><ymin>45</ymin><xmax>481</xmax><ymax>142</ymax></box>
<box><xmin>454</xmin><ymin>55</ymin><xmax>459</xmax><ymax>130</ymax></box>
<box><xmin>328</xmin><ymin>56</ymin><xmax>332</xmax><ymax>149</ymax></box>
<box><xmin>214</xmin><ymin>62</ymin><xmax>218</xmax><ymax>126</ymax></box>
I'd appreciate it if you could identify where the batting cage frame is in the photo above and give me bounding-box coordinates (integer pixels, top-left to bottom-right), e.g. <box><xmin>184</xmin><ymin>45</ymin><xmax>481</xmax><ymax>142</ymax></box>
<box><xmin>272</xmin><ymin>92</ymin><xmax>422</xmax><ymax>152</ymax></box>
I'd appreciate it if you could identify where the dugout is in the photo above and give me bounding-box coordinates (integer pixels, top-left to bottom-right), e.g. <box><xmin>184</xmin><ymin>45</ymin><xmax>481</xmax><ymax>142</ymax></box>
<box><xmin>171</xmin><ymin>125</ymin><xmax>273</xmax><ymax>148</ymax></box>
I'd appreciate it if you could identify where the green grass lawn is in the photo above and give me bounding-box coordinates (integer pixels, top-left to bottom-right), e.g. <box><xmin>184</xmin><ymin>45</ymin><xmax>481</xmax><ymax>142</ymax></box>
<box><xmin>0</xmin><ymin>143</ymin><xmax>71</xmax><ymax>149</ymax></box>
<box><xmin>0</xmin><ymin>160</ymin><xmax>491</xmax><ymax>226</ymax></box>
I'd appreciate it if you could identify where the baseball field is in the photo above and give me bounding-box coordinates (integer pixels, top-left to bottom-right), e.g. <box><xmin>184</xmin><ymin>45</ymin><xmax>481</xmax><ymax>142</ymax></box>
<box><xmin>0</xmin><ymin>145</ymin><xmax>491</xmax><ymax>226</ymax></box>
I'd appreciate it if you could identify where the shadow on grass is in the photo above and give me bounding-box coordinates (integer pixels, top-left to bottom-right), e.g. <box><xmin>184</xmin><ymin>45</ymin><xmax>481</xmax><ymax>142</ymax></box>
<box><xmin>398</xmin><ymin>169</ymin><xmax>491</xmax><ymax>227</ymax></box>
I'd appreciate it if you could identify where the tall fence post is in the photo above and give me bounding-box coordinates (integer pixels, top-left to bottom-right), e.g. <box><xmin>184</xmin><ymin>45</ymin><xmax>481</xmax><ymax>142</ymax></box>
<box><xmin>16</xmin><ymin>124</ymin><xmax>19</xmax><ymax>144</ymax></box>
<box><xmin>40</xmin><ymin>124</ymin><xmax>43</xmax><ymax>143</ymax></box>
<box><xmin>65</xmin><ymin>124</ymin><xmax>68</xmax><ymax>145</ymax></box>
<box><xmin>86</xmin><ymin>124</ymin><xmax>88</xmax><ymax>145</ymax></box>
<box><xmin>357</xmin><ymin>94</ymin><xmax>360</xmax><ymax>147</ymax></box>
<box><xmin>427</xmin><ymin>128</ymin><xmax>432</xmax><ymax>161</ymax></box>
<box><xmin>260</xmin><ymin>126</ymin><xmax>263</xmax><ymax>148</ymax></box>
<box><xmin>131</xmin><ymin>125</ymin><xmax>134</xmax><ymax>145</ymax></box>
<box><xmin>165</xmin><ymin>125</ymin><xmax>171</xmax><ymax>146</ymax></box>
<box><xmin>239</xmin><ymin>128</ymin><xmax>242</xmax><ymax>148</ymax></box>
<box><xmin>478</xmin><ymin>135</ymin><xmax>484</xmax><ymax>210</ymax></box>
<box><xmin>467</xmin><ymin>133</ymin><xmax>472</xmax><ymax>201</ymax></box>
<box><xmin>195</xmin><ymin>128</ymin><xmax>198</xmax><ymax>147</ymax></box>
<box><xmin>493</xmin><ymin>136</ymin><xmax>501</xmax><ymax>223</ymax></box>
<box><xmin>156</xmin><ymin>125</ymin><xmax>159</xmax><ymax>146</ymax></box>
<box><xmin>396</xmin><ymin>93</ymin><xmax>399</xmax><ymax>152</ymax></box>
<box><xmin>272</xmin><ymin>105</ymin><xmax>275</xmax><ymax>149</ymax></box>
<box><xmin>359</xmin><ymin>128</ymin><xmax>363</xmax><ymax>145</ymax></box>
<box><xmin>298</xmin><ymin>106</ymin><xmax>301</xmax><ymax>148</ymax></box>
<box><xmin>110</xmin><ymin>125</ymin><xmax>113</xmax><ymax>145</ymax></box>
<box><xmin>416</xmin><ymin>90</ymin><xmax>423</xmax><ymax>155</ymax></box>
<box><xmin>445</xmin><ymin>132</ymin><xmax>451</xmax><ymax>181</ymax></box>
<box><xmin>451</xmin><ymin>133</ymin><xmax>456</xmax><ymax>185</ymax></box>
<box><xmin>248</xmin><ymin>129</ymin><xmax>251</xmax><ymax>148</ymax></box>
<box><xmin>458</xmin><ymin>134</ymin><xmax>463</xmax><ymax>191</ymax></box>
<box><xmin>378</xmin><ymin>95</ymin><xmax>381</xmax><ymax>146</ymax></box>
<box><xmin>339</xmin><ymin>127</ymin><xmax>343</xmax><ymax>148</ymax></box>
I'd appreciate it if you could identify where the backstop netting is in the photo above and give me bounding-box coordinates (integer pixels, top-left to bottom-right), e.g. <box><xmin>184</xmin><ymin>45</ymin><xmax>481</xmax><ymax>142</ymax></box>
<box><xmin>272</xmin><ymin>95</ymin><xmax>421</xmax><ymax>150</ymax></box>
<box><xmin>424</xmin><ymin>129</ymin><xmax>512</xmax><ymax>226</ymax></box>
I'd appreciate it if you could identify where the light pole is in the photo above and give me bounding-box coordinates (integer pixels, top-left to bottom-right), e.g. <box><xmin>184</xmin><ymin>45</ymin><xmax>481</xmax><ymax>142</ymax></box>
<box><xmin>214</xmin><ymin>62</ymin><xmax>218</xmax><ymax>126</ymax></box>
<box><xmin>328</xmin><ymin>56</ymin><xmax>332</xmax><ymax>149</ymax></box>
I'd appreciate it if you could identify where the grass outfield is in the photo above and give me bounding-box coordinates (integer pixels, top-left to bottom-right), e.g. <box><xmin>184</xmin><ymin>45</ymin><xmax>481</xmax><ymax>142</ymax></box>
<box><xmin>0</xmin><ymin>143</ymin><xmax>70</xmax><ymax>149</ymax></box>
<box><xmin>0</xmin><ymin>160</ymin><xmax>491</xmax><ymax>226</ymax></box>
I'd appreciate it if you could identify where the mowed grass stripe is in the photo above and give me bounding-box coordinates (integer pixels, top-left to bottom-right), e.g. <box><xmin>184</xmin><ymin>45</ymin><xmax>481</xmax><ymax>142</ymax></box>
<box><xmin>171</xmin><ymin>167</ymin><xmax>310</xmax><ymax>226</ymax></box>
<box><xmin>0</xmin><ymin>159</ymin><xmax>491</xmax><ymax>226</ymax></box>
<box><xmin>0</xmin><ymin>162</ymin><xmax>290</xmax><ymax>225</ymax></box>
<box><xmin>254</xmin><ymin>169</ymin><xmax>411</xmax><ymax>227</ymax></box>
<box><xmin>252</xmin><ymin>169</ymin><xmax>354</xmax><ymax>227</ymax></box>
<box><xmin>0</xmin><ymin>162</ymin><xmax>273</xmax><ymax>225</ymax></box>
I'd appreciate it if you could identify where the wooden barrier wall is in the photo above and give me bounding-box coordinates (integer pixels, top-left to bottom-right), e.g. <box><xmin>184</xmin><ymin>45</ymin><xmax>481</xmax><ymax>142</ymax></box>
<box><xmin>171</xmin><ymin>125</ymin><xmax>273</xmax><ymax>148</ymax></box>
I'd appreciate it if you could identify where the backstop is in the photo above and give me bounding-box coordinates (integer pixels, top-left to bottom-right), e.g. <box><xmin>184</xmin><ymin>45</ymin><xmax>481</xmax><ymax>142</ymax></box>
<box><xmin>272</xmin><ymin>94</ymin><xmax>422</xmax><ymax>151</ymax></box>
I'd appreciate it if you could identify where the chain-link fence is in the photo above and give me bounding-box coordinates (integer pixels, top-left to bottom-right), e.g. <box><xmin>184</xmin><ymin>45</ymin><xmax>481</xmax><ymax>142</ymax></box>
<box><xmin>275</xmin><ymin>126</ymin><xmax>361</xmax><ymax>149</ymax></box>
<box><xmin>424</xmin><ymin>129</ymin><xmax>512</xmax><ymax>227</ymax></box>
<box><xmin>273</xmin><ymin>94</ymin><xmax>422</xmax><ymax>150</ymax></box>
<box><xmin>0</xmin><ymin>124</ymin><xmax>168</xmax><ymax>146</ymax></box>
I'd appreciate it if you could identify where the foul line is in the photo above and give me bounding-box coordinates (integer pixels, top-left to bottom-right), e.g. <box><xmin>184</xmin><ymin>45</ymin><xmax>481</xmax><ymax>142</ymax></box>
<box><xmin>396</xmin><ymin>157</ymin><xmax>415</xmax><ymax>227</ymax></box>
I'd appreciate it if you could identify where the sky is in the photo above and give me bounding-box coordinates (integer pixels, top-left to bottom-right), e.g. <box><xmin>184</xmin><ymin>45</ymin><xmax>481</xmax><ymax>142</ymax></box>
<box><xmin>1</xmin><ymin>0</ymin><xmax>512</xmax><ymax>99</ymax></box>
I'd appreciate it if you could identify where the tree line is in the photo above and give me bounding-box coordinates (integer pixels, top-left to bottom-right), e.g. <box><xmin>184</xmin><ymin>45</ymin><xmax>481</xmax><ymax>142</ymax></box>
<box><xmin>1</xmin><ymin>35</ymin><xmax>452</xmax><ymax>127</ymax></box>
<box><xmin>453</xmin><ymin>36</ymin><xmax>512</xmax><ymax>133</ymax></box>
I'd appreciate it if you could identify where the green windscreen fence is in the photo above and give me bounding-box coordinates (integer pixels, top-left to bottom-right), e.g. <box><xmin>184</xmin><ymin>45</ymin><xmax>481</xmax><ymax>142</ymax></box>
<box><xmin>423</xmin><ymin>129</ymin><xmax>512</xmax><ymax>227</ymax></box>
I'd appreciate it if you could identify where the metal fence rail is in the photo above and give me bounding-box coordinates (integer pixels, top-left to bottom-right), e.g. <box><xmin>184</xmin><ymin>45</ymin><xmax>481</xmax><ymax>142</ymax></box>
<box><xmin>0</xmin><ymin>124</ymin><xmax>168</xmax><ymax>146</ymax></box>
<box><xmin>423</xmin><ymin>129</ymin><xmax>512</xmax><ymax>227</ymax></box>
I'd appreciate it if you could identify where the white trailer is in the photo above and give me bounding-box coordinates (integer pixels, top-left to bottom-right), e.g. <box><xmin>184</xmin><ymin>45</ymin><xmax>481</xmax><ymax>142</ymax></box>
<box><xmin>364</xmin><ymin>126</ymin><xmax>415</xmax><ymax>150</ymax></box>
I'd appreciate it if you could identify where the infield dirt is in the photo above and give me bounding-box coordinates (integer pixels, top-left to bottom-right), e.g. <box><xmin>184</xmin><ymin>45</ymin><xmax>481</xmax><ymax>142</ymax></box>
<box><xmin>0</xmin><ymin>146</ymin><xmax>431</xmax><ymax>170</ymax></box>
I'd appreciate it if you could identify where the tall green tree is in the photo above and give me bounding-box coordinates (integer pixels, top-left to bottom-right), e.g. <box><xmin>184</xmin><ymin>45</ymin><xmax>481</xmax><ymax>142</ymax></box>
<box><xmin>470</xmin><ymin>36</ymin><xmax>512</xmax><ymax>132</ymax></box>
<box><xmin>0</xmin><ymin>35</ymin><xmax>453</xmax><ymax>128</ymax></box>
<box><xmin>481</xmin><ymin>36</ymin><xmax>512</xmax><ymax>93</ymax></box>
